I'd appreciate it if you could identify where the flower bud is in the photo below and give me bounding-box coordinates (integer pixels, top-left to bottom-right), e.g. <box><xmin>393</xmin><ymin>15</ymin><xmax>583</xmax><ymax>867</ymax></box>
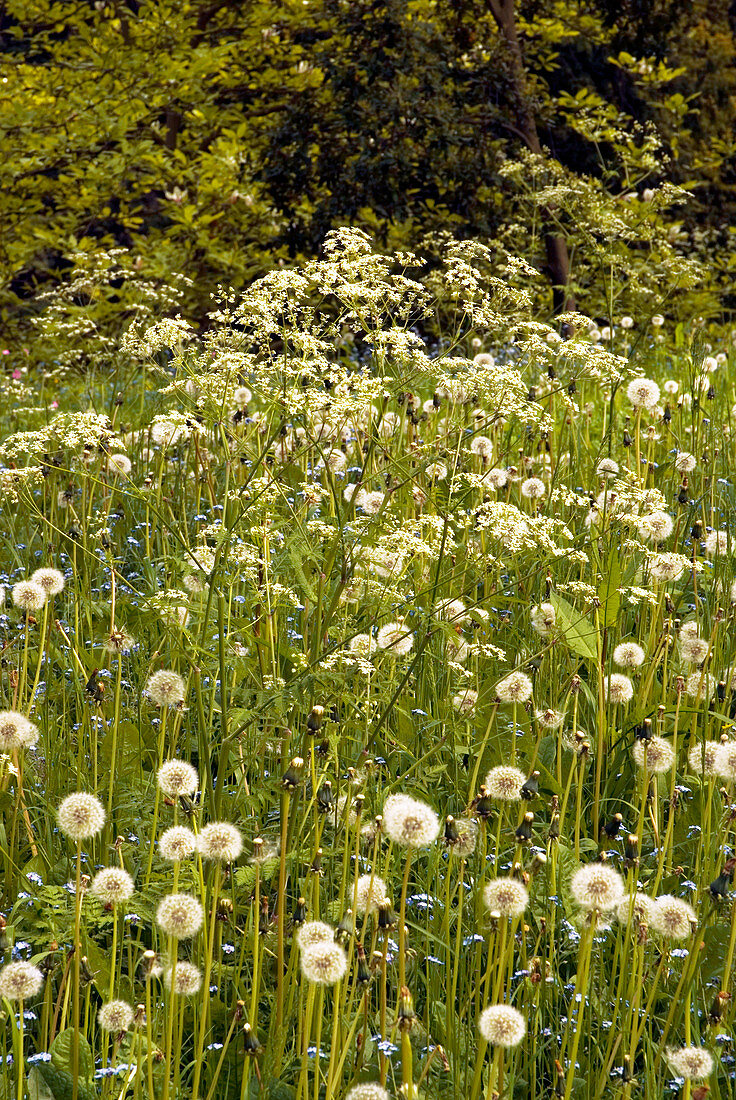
<box><xmin>307</xmin><ymin>706</ymin><xmax>324</xmax><ymax>734</ymax></box>
<box><xmin>281</xmin><ymin>757</ymin><xmax>304</xmax><ymax>791</ymax></box>
<box><xmin>515</xmin><ymin>812</ymin><xmax>534</xmax><ymax>845</ymax></box>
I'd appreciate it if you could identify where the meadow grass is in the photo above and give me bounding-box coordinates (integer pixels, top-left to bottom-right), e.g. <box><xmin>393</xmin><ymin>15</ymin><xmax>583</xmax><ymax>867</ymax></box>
<box><xmin>1</xmin><ymin>230</ymin><xmax>736</xmax><ymax>1100</ymax></box>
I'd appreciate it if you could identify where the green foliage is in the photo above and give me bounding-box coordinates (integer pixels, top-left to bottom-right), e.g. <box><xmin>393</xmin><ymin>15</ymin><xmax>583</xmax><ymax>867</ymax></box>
<box><xmin>2</xmin><ymin>0</ymin><xmax>736</xmax><ymax>368</ymax></box>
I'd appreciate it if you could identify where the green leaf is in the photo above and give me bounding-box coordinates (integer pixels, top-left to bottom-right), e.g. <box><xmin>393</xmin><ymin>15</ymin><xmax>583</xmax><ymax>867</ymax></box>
<box><xmin>597</xmin><ymin>546</ymin><xmax>622</xmax><ymax>630</ymax></box>
<box><xmin>550</xmin><ymin>592</ymin><xmax>598</xmax><ymax>661</ymax></box>
<box><xmin>26</xmin><ymin>1067</ymin><xmax>55</xmax><ymax>1100</ymax></box>
<box><xmin>50</xmin><ymin>1028</ymin><xmax>94</xmax><ymax>1081</ymax></box>
<box><xmin>35</xmin><ymin>1063</ymin><xmax>96</xmax><ymax>1100</ymax></box>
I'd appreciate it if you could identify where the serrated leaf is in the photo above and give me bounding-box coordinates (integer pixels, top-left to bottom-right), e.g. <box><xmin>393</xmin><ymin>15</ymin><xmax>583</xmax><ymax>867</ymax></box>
<box><xmin>550</xmin><ymin>593</ymin><xmax>598</xmax><ymax>661</ymax></box>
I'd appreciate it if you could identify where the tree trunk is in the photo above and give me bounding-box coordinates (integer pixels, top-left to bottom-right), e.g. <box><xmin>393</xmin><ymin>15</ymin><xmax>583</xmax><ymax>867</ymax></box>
<box><xmin>487</xmin><ymin>0</ymin><xmax>576</xmax><ymax>315</ymax></box>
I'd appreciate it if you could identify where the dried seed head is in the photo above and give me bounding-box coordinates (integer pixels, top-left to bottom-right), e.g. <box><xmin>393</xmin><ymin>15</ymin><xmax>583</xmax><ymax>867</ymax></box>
<box><xmin>604</xmin><ymin>674</ymin><xmax>634</xmax><ymax>704</ymax></box>
<box><xmin>0</xmin><ymin>962</ymin><xmax>44</xmax><ymax>1001</ymax></box>
<box><xmin>98</xmin><ymin>1000</ymin><xmax>134</xmax><ymax>1033</ymax></box>
<box><xmin>146</xmin><ymin>669</ymin><xmax>186</xmax><ymax>707</ymax></box>
<box><xmin>157</xmin><ymin>760</ymin><xmax>199</xmax><ymax>797</ymax></box>
<box><xmin>612</xmin><ymin>641</ymin><xmax>645</xmax><ymax>668</ymax></box>
<box><xmin>355</xmin><ymin>874</ymin><xmax>389</xmax><ymax>916</ymax></box>
<box><xmin>156</xmin><ymin>894</ymin><xmax>204</xmax><ymax>939</ymax></box>
<box><xmin>57</xmin><ymin>793</ymin><xmax>106</xmax><ymax>840</ymax></box>
<box><xmin>159</xmin><ymin>826</ymin><xmax>197</xmax><ymax>862</ymax></box>
<box><xmin>484</xmin><ymin>766</ymin><xmax>526</xmax><ymax>802</ymax></box>
<box><xmin>296</xmin><ymin>921</ymin><xmax>334</xmax><ymax>950</ymax></box>
<box><xmin>632</xmin><ymin>736</ymin><xmax>675</xmax><ymax>774</ymax></box>
<box><xmin>90</xmin><ymin>867</ymin><xmax>135</xmax><ymax>906</ymax></box>
<box><xmin>665</xmin><ymin>1046</ymin><xmax>714</xmax><ymax>1081</ymax></box>
<box><xmin>650</xmin><ymin>895</ymin><xmax>697</xmax><ymax>940</ymax></box>
<box><xmin>164</xmin><ymin>962</ymin><xmax>202</xmax><ymax>995</ymax></box>
<box><xmin>0</xmin><ymin>710</ymin><xmax>39</xmax><ymax>751</ymax></box>
<box><xmin>299</xmin><ymin>941</ymin><xmax>348</xmax><ymax>985</ymax></box>
<box><xmin>12</xmin><ymin>581</ymin><xmax>46</xmax><ymax>612</ymax></box>
<box><xmin>477</xmin><ymin>1004</ymin><xmax>526</xmax><ymax>1047</ymax></box>
<box><xmin>196</xmin><ymin>822</ymin><xmax>243</xmax><ymax>862</ymax></box>
<box><xmin>495</xmin><ymin>671</ymin><xmax>533</xmax><ymax>703</ymax></box>
<box><xmin>31</xmin><ymin>568</ymin><xmax>65</xmax><ymax>596</ymax></box>
<box><xmin>570</xmin><ymin>864</ymin><xmax>625</xmax><ymax>911</ymax></box>
<box><xmin>345</xmin><ymin>1083</ymin><xmax>390</xmax><ymax>1100</ymax></box>
<box><xmin>382</xmin><ymin>794</ymin><xmax>440</xmax><ymax>848</ymax></box>
<box><xmin>483</xmin><ymin>877</ymin><xmax>529</xmax><ymax>918</ymax></box>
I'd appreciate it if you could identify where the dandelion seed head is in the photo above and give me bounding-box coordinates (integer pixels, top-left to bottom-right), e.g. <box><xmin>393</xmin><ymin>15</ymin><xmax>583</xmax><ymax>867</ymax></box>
<box><xmin>98</xmin><ymin>1001</ymin><xmax>134</xmax><ymax>1032</ymax></box>
<box><xmin>612</xmin><ymin>642</ymin><xmax>645</xmax><ymax>668</ymax></box>
<box><xmin>483</xmin><ymin>877</ymin><xmax>529</xmax><ymax>918</ymax></box>
<box><xmin>157</xmin><ymin>760</ymin><xmax>199</xmax><ymax>797</ymax></box>
<box><xmin>665</xmin><ymin>1046</ymin><xmax>714</xmax><ymax>1081</ymax></box>
<box><xmin>637</xmin><ymin>510</ymin><xmax>674</xmax><ymax>543</ymax></box>
<box><xmin>675</xmin><ymin>452</ymin><xmax>696</xmax><ymax>473</ymax></box>
<box><xmin>156</xmin><ymin>894</ymin><xmax>204</xmax><ymax>939</ymax></box>
<box><xmin>446</xmin><ymin>817</ymin><xmax>478</xmax><ymax>857</ymax></box>
<box><xmin>30</xmin><ymin>568</ymin><xmax>65</xmax><ymax>595</ymax></box>
<box><xmin>104</xmin><ymin>628</ymin><xmax>135</xmax><ymax>655</ymax></box>
<box><xmin>704</xmin><ymin>530</ymin><xmax>730</xmax><ymax>556</ymax></box>
<box><xmin>452</xmin><ymin>688</ymin><xmax>478</xmax><ymax>714</ymax></box>
<box><xmin>436</xmin><ymin>597</ymin><xmax>467</xmax><ymax>623</ymax></box>
<box><xmin>0</xmin><ymin>711</ymin><xmax>39</xmax><ymax>751</ymax></box>
<box><xmin>345</xmin><ymin>1084</ymin><xmax>391</xmax><ymax>1100</ymax></box>
<box><xmin>632</xmin><ymin>736</ymin><xmax>675</xmax><ymax>773</ymax></box>
<box><xmin>355</xmin><ymin>874</ymin><xmax>389</xmax><ymax>916</ymax></box>
<box><xmin>605</xmin><ymin>674</ymin><xmax>634</xmax><ymax>704</ymax></box>
<box><xmin>679</xmin><ymin>630</ymin><xmax>710</xmax><ymax>665</ymax></box>
<box><xmin>714</xmin><ymin>741</ymin><xmax>736</xmax><ymax>780</ymax></box>
<box><xmin>487</xmin><ymin>467</ymin><xmax>508</xmax><ymax>489</ymax></box>
<box><xmin>649</xmin><ymin>553</ymin><xmax>686</xmax><ymax>582</ymax></box>
<box><xmin>375</xmin><ymin>622</ymin><xmax>413</xmax><ymax>656</ymax></box>
<box><xmin>146</xmin><ymin>669</ymin><xmax>186</xmax><ymax>707</ymax></box>
<box><xmin>382</xmin><ymin>794</ymin><xmax>440</xmax><ymax>848</ymax></box>
<box><xmin>91</xmin><ymin>867</ymin><xmax>135</xmax><ymax>905</ymax></box>
<box><xmin>425</xmin><ymin>462</ymin><xmax>448</xmax><ymax>481</ymax></box>
<box><xmin>688</xmin><ymin>741</ymin><xmax>720</xmax><ymax>777</ymax></box>
<box><xmin>597</xmin><ymin>458</ymin><xmax>619</xmax><ymax>479</ymax></box>
<box><xmin>300</xmin><ymin>941</ymin><xmax>348</xmax><ymax>985</ymax></box>
<box><xmin>495</xmin><ymin>670</ymin><xmax>533</xmax><ymax>703</ymax></box>
<box><xmin>108</xmin><ymin>454</ymin><xmax>132</xmax><ymax>477</ymax></box>
<box><xmin>685</xmin><ymin>672</ymin><xmax>716</xmax><ymax>701</ymax></box>
<box><xmin>520</xmin><ymin>477</ymin><xmax>545</xmax><ymax>500</ymax></box>
<box><xmin>627</xmin><ymin>377</ymin><xmax>661</xmax><ymax>409</ymax></box>
<box><xmin>349</xmin><ymin>633</ymin><xmax>376</xmax><ymax>657</ymax></box>
<box><xmin>196</xmin><ymin>822</ymin><xmax>243</xmax><ymax>862</ymax></box>
<box><xmin>0</xmin><ymin>962</ymin><xmax>44</xmax><ymax>1001</ymax></box>
<box><xmin>12</xmin><ymin>581</ymin><xmax>46</xmax><ymax>612</ymax></box>
<box><xmin>484</xmin><ymin>766</ymin><xmax>526</xmax><ymax>801</ymax></box>
<box><xmin>477</xmin><ymin>1004</ymin><xmax>526</xmax><ymax>1047</ymax></box>
<box><xmin>651</xmin><ymin>895</ymin><xmax>696</xmax><ymax>939</ymax></box>
<box><xmin>164</xmin><ymin>962</ymin><xmax>202</xmax><ymax>995</ymax></box>
<box><xmin>233</xmin><ymin>385</ymin><xmax>252</xmax><ymax>407</ymax></box>
<box><xmin>57</xmin><ymin>793</ymin><xmax>106</xmax><ymax>840</ymax></box>
<box><xmin>536</xmin><ymin>708</ymin><xmax>565</xmax><ymax>729</ymax></box>
<box><xmin>530</xmin><ymin>603</ymin><xmax>556</xmax><ymax>636</ymax></box>
<box><xmin>570</xmin><ymin>864</ymin><xmax>625</xmax><ymax>911</ymax></box>
<box><xmin>470</xmin><ymin>436</ymin><xmax>493</xmax><ymax>460</ymax></box>
<box><xmin>615</xmin><ymin>892</ymin><xmax>655</xmax><ymax>927</ymax></box>
<box><xmin>159</xmin><ymin>826</ymin><xmax>197</xmax><ymax>862</ymax></box>
<box><xmin>296</xmin><ymin>922</ymin><xmax>335</xmax><ymax>950</ymax></box>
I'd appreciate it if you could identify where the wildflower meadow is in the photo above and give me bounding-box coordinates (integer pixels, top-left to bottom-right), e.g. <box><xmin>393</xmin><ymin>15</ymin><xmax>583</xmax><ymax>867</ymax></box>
<box><xmin>2</xmin><ymin>226</ymin><xmax>736</xmax><ymax>1100</ymax></box>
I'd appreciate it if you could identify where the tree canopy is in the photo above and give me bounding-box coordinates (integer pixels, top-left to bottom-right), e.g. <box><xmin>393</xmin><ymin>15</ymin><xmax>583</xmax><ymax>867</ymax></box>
<box><xmin>2</xmin><ymin>0</ymin><xmax>736</xmax><ymax>364</ymax></box>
